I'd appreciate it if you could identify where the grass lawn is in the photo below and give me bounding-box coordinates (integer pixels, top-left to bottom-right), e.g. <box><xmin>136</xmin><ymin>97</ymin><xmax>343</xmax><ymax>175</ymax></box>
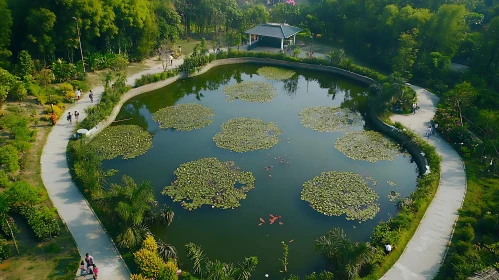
<box><xmin>0</xmin><ymin>101</ymin><xmax>80</xmax><ymax>280</ymax></box>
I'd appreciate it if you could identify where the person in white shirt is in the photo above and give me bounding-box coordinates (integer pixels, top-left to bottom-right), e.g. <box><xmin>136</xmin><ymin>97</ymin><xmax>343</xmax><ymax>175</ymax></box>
<box><xmin>169</xmin><ymin>55</ymin><xmax>173</xmax><ymax>66</ymax></box>
<box><xmin>76</xmin><ymin>89</ymin><xmax>81</xmax><ymax>100</ymax></box>
<box><xmin>385</xmin><ymin>244</ymin><xmax>392</xmax><ymax>253</ymax></box>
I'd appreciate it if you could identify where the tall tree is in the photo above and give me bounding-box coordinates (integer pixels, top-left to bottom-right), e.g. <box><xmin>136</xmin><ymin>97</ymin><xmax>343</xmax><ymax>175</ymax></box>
<box><xmin>26</xmin><ymin>8</ymin><xmax>56</xmax><ymax>61</ymax></box>
<box><xmin>393</xmin><ymin>29</ymin><xmax>419</xmax><ymax>79</ymax></box>
<box><xmin>0</xmin><ymin>0</ymin><xmax>12</xmax><ymax>65</ymax></box>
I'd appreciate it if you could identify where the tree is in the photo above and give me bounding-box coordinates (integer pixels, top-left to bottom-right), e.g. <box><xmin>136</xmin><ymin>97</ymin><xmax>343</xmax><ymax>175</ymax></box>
<box><xmin>315</xmin><ymin>227</ymin><xmax>376</xmax><ymax>280</ymax></box>
<box><xmin>393</xmin><ymin>29</ymin><xmax>419</xmax><ymax>79</ymax></box>
<box><xmin>0</xmin><ymin>0</ymin><xmax>12</xmax><ymax>65</ymax></box>
<box><xmin>444</xmin><ymin>82</ymin><xmax>478</xmax><ymax>126</ymax></box>
<box><xmin>270</xmin><ymin>3</ymin><xmax>299</xmax><ymax>24</ymax></box>
<box><xmin>26</xmin><ymin>8</ymin><xmax>56</xmax><ymax>60</ymax></box>
<box><xmin>15</xmin><ymin>50</ymin><xmax>34</xmax><ymax>79</ymax></box>
<box><xmin>326</xmin><ymin>49</ymin><xmax>345</xmax><ymax>66</ymax></box>
<box><xmin>107</xmin><ymin>175</ymin><xmax>156</xmax><ymax>248</ymax></box>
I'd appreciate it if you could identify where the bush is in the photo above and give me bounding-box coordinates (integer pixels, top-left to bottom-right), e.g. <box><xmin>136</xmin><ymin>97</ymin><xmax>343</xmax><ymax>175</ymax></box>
<box><xmin>134</xmin><ymin>70</ymin><xmax>179</xmax><ymax>88</ymax></box>
<box><xmin>70</xmin><ymin>80</ymin><xmax>90</xmax><ymax>92</ymax></box>
<box><xmin>0</xmin><ymin>145</ymin><xmax>19</xmax><ymax>173</ymax></box>
<box><xmin>52</xmin><ymin>59</ymin><xmax>83</xmax><ymax>82</ymax></box>
<box><xmin>454</xmin><ymin>223</ymin><xmax>475</xmax><ymax>242</ymax></box>
<box><xmin>0</xmin><ymin>238</ymin><xmax>11</xmax><ymax>263</ymax></box>
<box><xmin>20</xmin><ymin>205</ymin><xmax>60</xmax><ymax>240</ymax></box>
<box><xmin>134</xmin><ymin>243</ymin><xmax>165</xmax><ymax>277</ymax></box>
<box><xmin>44</xmin><ymin>104</ymin><xmax>63</xmax><ymax>120</ymax></box>
<box><xmin>58</xmin><ymin>83</ymin><xmax>75</xmax><ymax>103</ymax></box>
<box><xmin>5</xmin><ymin>181</ymin><xmax>42</xmax><ymax>210</ymax></box>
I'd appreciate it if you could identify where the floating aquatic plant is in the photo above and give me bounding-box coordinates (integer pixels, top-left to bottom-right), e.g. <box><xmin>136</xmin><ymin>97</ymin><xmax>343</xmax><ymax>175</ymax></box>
<box><xmin>90</xmin><ymin>125</ymin><xmax>152</xmax><ymax>160</ymax></box>
<box><xmin>223</xmin><ymin>81</ymin><xmax>277</xmax><ymax>102</ymax></box>
<box><xmin>301</xmin><ymin>171</ymin><xmax>380</xmax><ymax>221</ymax></box>
<box><xmin>388</xmin><ymin>191</ymin><xmax>400</xmax><ymax>202</ymax></box>
<box><xmin>298</xmin><ymin>106</ymin><xmax>363</xmax><ymax>132</ymax></box>
<box><xmin>334</xmin><ymin>131</ymin><xmax>399</xmax><ymax>162</ymax></box>
<box><xmin>257</xmin><ymin>66</ymin><xmax>296</xmax><ymax>80</ymax></box>
<box><xmin>213</xmin><ymin>118</ymin><xmax>283</xmax><ymax>152</ymax></box>
<box><xmin>152</xmin><ymin>103</ymin><xmax>215</xmax><ymax>131</ymax></box>
<box><xmin>387</xmin><ymin>180</ymin><xmax>397</xmax><ymax>187</ymax></box>
<box><xmin>162</xmin><ymin>158</ymin><xmax>255</xmax><ymax>210</ymax></box>
<box><xmin>365</xmin><ymin>176</ymin><xmax>379</xmax><ymax>187</ymax></box>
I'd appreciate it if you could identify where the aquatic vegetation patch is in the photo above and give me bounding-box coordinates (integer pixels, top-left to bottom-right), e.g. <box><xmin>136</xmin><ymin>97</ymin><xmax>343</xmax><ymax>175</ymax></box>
<box><xmin>365</xmin><ymin>176</ymin><xmax>379</xmax><ymax>187</ymax></box>
<box><xmin>334</xmin><ymin>131</ymin><xmax>400</xmax><ymax>162</ymax></box>
<box><xmin>162</xmin><ymin>158</ymin><xmax>255</xmax><ymax>210</ymax></box>
<box><xmin>257</xmin><ymin>66</ymin><xmax>296</xmax><ymax>80</ymax></box>
<box><xmin>213</xmin><ymin>118</ymin><xmax>283</xmax><ymax>152</ymax></box>
<box><xmin>387</xmin><ymin>191</ymin><xmax>401</xmax><ymax>201</ymax></box>
<box><xmin>90</xmin><ymin>125</ymin><xmax>152</xmax><ymax>160</ymax></box>
<box><xmin>387</xmin><ymin>180</ymin><xmax>397</xmax><ymax>187</ymax></box>
<box><xmin>298</xmin><ymin>106</ymin><xmax>363</xmax><ymax>132</ymax></box>
<box><xmin>301</xmin><ymin>171</ymin><xmax>380</xmax><ymax>221</ymax></box>
<box><xmin>223</xmin><ymin>81</ymin><xmax>277</xmax><ymax>102</ymax></box>
<box><xmin>152</xmin><ymin>103</ymin><xmax>215</xmax><ymax>131</ymax></box>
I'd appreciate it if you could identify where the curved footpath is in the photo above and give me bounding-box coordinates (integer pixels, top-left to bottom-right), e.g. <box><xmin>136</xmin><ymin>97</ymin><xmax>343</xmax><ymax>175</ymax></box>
<box><xmin>40</xmin><ymin>59</ymin><xmax>184</xmax><ymax>279</ymax></box>
<box><xmin>382</xmin><ymin>86</ymin><xmax>467</xmax><ymax>280</ymax></box>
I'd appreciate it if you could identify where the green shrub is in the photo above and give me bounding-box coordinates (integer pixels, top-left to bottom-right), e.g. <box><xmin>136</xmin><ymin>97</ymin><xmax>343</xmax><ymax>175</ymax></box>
<box><xmin>0</xmin><ymin>145</ymin><xmax>19</xmax><ymax>173</ymax></box>
<box><xmin>70</xmin><ymin>80</ymin><xmax>90</xmax><ymax>92</ymax></box>
<box><xmin>0</xmin><ymin>238</ymin><xmax>11</xmax><ymax>263</ymax></box>
<box><xmin>20</xmin><ymin>205</ymin><xmax>60</xmax><ymax>240</ymax></box>
<box><xmin>52</xmin><ymin>59</ymin><xmax>83</xmax><ymax>82</ymax></box>
<box><xmin>134</xmin><ymin>70</ymin><xmax>179</xmax><ymax>88</ymax></box>
<box><xmin>455</xmin><ymin>223</ymin><xmax>475</xmax><ymax>242</ymax></box>
<box><xmin>5</xmin><ymin>181</ymin><xmax>42</xmax><ymax>210</ymax></box>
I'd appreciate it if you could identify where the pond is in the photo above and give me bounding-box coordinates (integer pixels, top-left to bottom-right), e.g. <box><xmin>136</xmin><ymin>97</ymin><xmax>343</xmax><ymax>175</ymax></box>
<box><xmin>104</xmin><ymin>64</ymin><xmax>418</xmax><ymax>278</ymax></box>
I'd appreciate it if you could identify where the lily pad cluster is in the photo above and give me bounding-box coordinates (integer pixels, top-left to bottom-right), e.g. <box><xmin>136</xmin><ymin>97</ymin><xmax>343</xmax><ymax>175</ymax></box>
<box><xmin>334</xmin><ymin>131</ymin><xmax>400</xmax><ymax>163</ymax></box>
<box><xmin>223</xmin><ymin>81</ymin><xmax>277</xmax><ymax>102</ymax></box>
<box><xmin>213</xmin><ymin>118</ymin><xmax>283</xmax><ymax>152</ymax></box>
<box><xmin>298</xmin><ymin>106</ymin><xmax>363</xmax><ymax>132</ymax></box>
<box><xmin>366</xmin><ymin>176</ymin><xmax>379</xmax><ymax>187</ymax></box>
<box><xmin>162</xmin><ymin>157</ymin><xmax>255</xmax><ymax>210</ymax></box>
<box><xmin>301</xmin><ymin>171</ymin><xmax>380</xmax><ymax>221</ymax></box>
<box><xmin>90</xmin><ymin>125</ymin><xmax>152</xmax><ymax>160</ymax></box>
<box><xmin>387</xmin><ymin>180</ymin><xmax>397</xmax><ymax>187</ymax></box>
<box><xmin>152</xmin><ymin>103</ymin><xmax>215</xmax><ymax>131</ymax></box>
<box><xmin>257</xmin><ymin>66</ymin><xmax>296</xmax><ymax>80</ymax></box>
<box><xmin>388</xmin><ymin>191</ymin><xmax>401</xmax><ymax>202</ymax></box>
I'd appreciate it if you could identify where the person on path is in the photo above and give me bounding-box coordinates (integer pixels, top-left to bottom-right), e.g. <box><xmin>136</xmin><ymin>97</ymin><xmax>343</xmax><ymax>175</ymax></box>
<box><xmin>178</xmin><ymin>45</ymin><xmax>182</xmax><ymax>54</ymax></box>
<box><xmin>80</xmin><ymin>260</ymin><xmax>87</xmax><ymax>276</ymax></box>
<box><xmin>89</xmin><ymin>90</ymin><xmax>94</xmax><ymax>103</ymax></box>
<box><xmin>67</xmin><ymin>112</ymin><xmax>72</xmax><ymax>124</ymax></box>
<box><xmin>92</xmin><ymin>264</ymin><xmax>99</xmax><ymax>279</ymax></box>
<box><xmin>169</xmin><ymin>54</ymin><xmax>173</xmax><ymax>66</ymax></box>
<box><xmin>85</xmin><ymin>253</ymin><xmax>94</xmax><ymax>274</ymax></box>
<box><xmin>76</xmin><ymin>89</ymin><xmax>81</xmax><ymax>100</ymax></box>
<box><xmin>434</xmin><ymin>123</ymin><xmax>438</xmax><ymax>133</ymax></box>
<box><xmin>74</xmin><ymin>111</ymin><xmax>79</xmax><ymax>123</ymax></box>
<box><xmin>412</xmin><ymin>102</ymin><xmax>417</xmax><ymax>114</ymax></box>
<box><xmin>427</xmin><ymin>125</ymin><xmax>432</xmax><ymax>139</ymax></box>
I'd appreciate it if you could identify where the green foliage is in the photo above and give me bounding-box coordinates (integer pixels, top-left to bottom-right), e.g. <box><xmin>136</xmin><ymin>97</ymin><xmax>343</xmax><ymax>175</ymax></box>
<box><xmin>315</xmin><ymin>227</ymin><xmax>376</xmax><ymax>279</ymax></box>
<box><xmin>0</xmin><ymin>145</ymin><xmax>19</xmax><ymax>173</ymax></box>
<box><xmin>5</xmin><ymin>181</ymin><xmax>42</xmax><ymax>213</ymax></box>
<box><xmin>0</xmin><ymin>238</ymin><xmax>11</xmax><ymax>263</ymax></box>
<box><xmin>20</xmin><ymin>205</ymin><xmax>60</xmax><ymax>240</ymax></box>
<box><xmin>16</xmin><ymin>50</ymin><xmax>34</xmax><ymax>78</ymax></box>
<box><xmin>52</xmin><ymin>59</ymin><xmax>82</xmax><ymax>83</ymax></box>
<box><xmin>78</xmin><ymin>72</ymin><xmax>130</xmax><ymax>130</ymax></box>
<box><xmin>89</xmin><ymin>53</ymin><xmax>129</xmax><ymax>71</ymax></box>
<box><xmin>89</xmin><ymin>125</ymin><xmax>153</xmax><ymax>160</ymax></box>
<box><xmin>134</xmin><ymin>70</ymin><xmax>179</xmax><ymax>87</ymax></box>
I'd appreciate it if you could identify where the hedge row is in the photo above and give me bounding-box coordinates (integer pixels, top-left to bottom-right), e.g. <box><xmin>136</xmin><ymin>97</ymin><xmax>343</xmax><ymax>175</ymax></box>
<box><xmin>133</xmin><ymin>69</ymin><xmax>179</xmax><ymax>88</ymax></box>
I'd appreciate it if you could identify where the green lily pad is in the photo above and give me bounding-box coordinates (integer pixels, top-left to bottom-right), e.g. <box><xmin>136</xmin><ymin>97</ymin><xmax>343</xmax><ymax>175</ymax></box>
<box><xmin>223</xmin><ymin>81</ymin><xmax>277</xmax><ymax>102</ymax></box>
<box><xmin>162</xmin><ymin>157</ymin><xmax>255</xmax><ymax>210</ymax></box>
<box><xmin>89</xmin><ymin>125</ymin><xmax>152</xmax><ymax>160</ymax></box>
<box><xmin>387</xmin><ymin>180</ymin><xmax>397</xmax><ymax>187</ymax></box>
<box><xmin>388</xmin><ymin>191</ymin><xmax>400</xmax><ymax>202</ymax></box>
<box><xmin>301</xmin><ymin>171</ymin><xmax>380</xmax><ymax>221</ymax></box>
<box><xmin>334</xmin><ymin>131</ymin><xmax>399</xmax><ymax>162</ymax></box>
<box><xmin>257</xmin><ymin>66</ymin><xmax>296</xmax><ymax>80</ymax></box>
<box><xmin>213</xmin><ymin>118</ymin><xmax>283</xmax><ymax>152</ymax></box>
<box><xmin>298</xmin><ymin>106</ymin><xmax>363</xmax><ymax>132</ymax></box>
<box><xmin>152</xmin><ymin>103</ymin><xmax>215</xmax><ymax>131</ymax></box>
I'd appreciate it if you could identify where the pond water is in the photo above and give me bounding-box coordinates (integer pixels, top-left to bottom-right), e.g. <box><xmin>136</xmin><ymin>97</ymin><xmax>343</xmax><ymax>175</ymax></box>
<box><xmin>104</xmin><ymin>64</ymin><xmax>418</xmax><ymax>278</ymax></box>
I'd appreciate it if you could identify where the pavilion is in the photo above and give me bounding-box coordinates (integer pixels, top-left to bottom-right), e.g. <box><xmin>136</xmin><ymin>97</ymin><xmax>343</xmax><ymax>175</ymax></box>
<box><xmin>245</xmin><ymin>23</ymin><xmax>302</xmax><ymax>51</ymax></box>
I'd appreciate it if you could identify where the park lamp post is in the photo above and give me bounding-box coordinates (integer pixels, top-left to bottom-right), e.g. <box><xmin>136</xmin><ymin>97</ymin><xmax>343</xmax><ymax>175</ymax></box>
<box><xmin>73</xmin><ymin>17</ymin><xmax>85</xmax><ymax>72</ymax></box>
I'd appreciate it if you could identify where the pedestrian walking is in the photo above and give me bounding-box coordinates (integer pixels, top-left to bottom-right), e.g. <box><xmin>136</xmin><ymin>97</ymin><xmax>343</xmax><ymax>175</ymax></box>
<box><xmin>80</xmin><ymin>260</ymin><xmax>87</xmax><ymax>276</ymax></box>
<box><xmin>76</xmin><ymin>89</ymin><xmax>81</xmax><ymax>100</ymax></box>
<box><xmin>178</xmin><ymin>45</ymin><xmax>182</xmax><ymax>54</ymax></box>
<box><xmin>74</xmin><ymin>111</ymin><xmax>79</xmax><ymax>123</ymax></box>
<box><xmin>412</xmin><ymin>102</ymin><xmax>417</xmax><ymax>114</ymax></box>
<box><xmin>89</xmin><ymin>90</ymin><xmax>94</xmax><ymax>103</ymax></box>
<box><xmin>92</xmin><ymin>264</ymin><xmax>99</xmax><ymax>279</ymax></box>
<box><xmin>434</xmin><ymin>123</ymin><xmax>438</xmax><ymax>133</ymax></box>
<box><xmin>427</xmin><ymin>125</ymin><xmax>432</xmax><ymax>139</ymax></box>
<box><xmin>85</xmin><ymin>253</ymin><xmax>94</xmax><ymax>274</ymax></box>
<box><xmin>169</xmin><ymin>54</ymin><xmax>173</xmax><ymax>66</ymax></box>
<box><xmin>67</xmin><ymin>112</ymin><xmax>72</xmax><ymax>124</ymax></box>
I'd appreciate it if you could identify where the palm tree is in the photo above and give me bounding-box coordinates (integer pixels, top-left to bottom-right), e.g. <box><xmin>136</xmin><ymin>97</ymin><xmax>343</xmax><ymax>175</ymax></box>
<box><xmin>237</xmin><ymin>257</ymin><xmax>258</xmax><ymax>280</ymax></box>
<box><xmin>185</xmin><ymin>243</ymin><xmax>207</xmax><ymax>277</ymax></box>
<box><xmin>315</xmin><ymin>227</ymin><xmax>376</xmax><ymax>280</ymax></box>
<box><xmin>150</xmin><ymin>204</ymin><xmax>175</xmax><ymax>226</ymax></box>
<box><xmin>107</xmin><ymin>175</ymin><xmax>156</xmax><ymax>248</ymax></box>
<box><xmin>157</xmin><ymin>237</ymin><xmax>178</xmax><ymax>261</ymax></box>
<box><xmin>205</xmin><ymin>260</ymin><xmax>236</xmax><ymax>280</ymax></box>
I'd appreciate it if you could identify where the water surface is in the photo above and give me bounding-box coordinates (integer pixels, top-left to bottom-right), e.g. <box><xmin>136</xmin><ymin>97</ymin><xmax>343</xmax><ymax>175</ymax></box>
<box><xmin>104</xmin><ymin>64</ymin><xmax>418</xmax><ymax>277</ymax></box>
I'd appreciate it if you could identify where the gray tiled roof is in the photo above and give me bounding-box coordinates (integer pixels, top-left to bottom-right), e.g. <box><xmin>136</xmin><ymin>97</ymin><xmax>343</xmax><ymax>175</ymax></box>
<box><xmin>245</xmin><ymin>23</ymin><xmax>302</xmax><ymax>39</ymax></box>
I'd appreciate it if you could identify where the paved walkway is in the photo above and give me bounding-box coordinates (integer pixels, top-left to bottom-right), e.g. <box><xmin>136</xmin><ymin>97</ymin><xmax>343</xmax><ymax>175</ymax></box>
<box><xmin>40</xmin><ymin>59</ymin><xmax>184</xmax><ymax>279</ymax></box>
<box><xmin>382</xmin><ymin>86</ymin><xmax>467</xmax><ymax>280</ymax></box>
